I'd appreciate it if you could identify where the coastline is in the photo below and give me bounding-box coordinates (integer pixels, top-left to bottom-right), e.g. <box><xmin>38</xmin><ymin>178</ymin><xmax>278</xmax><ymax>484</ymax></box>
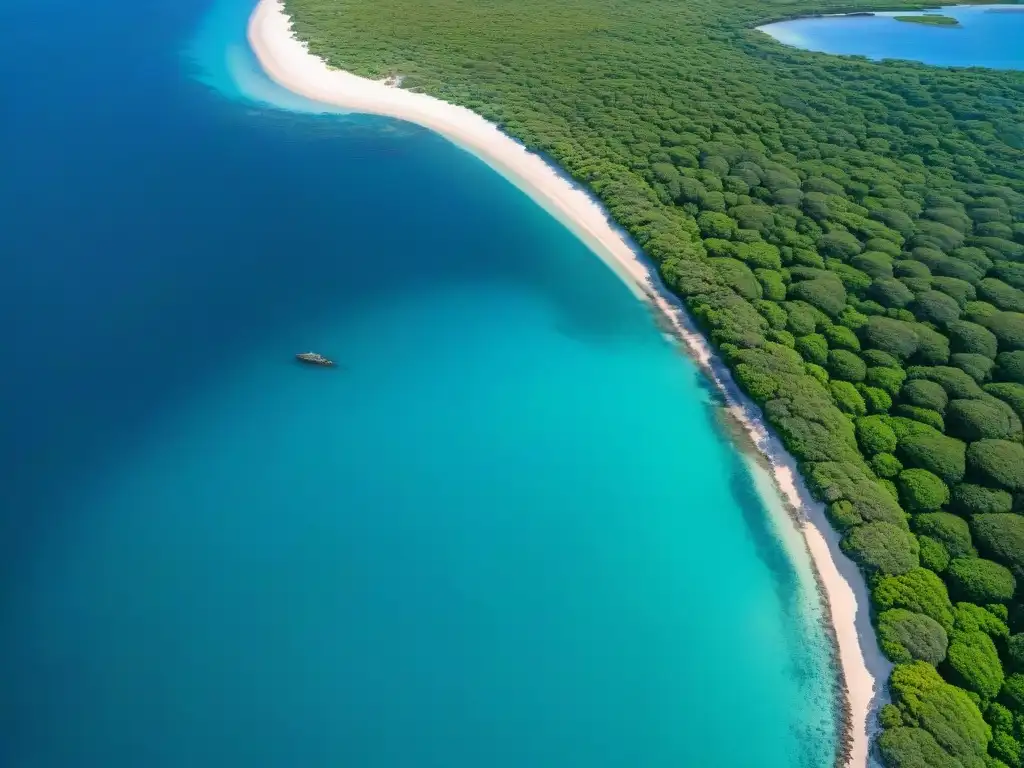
<box><xmin>247</xmin><ymin>1</ymin><xmax>892</xmax><ymax>763</ymax></box>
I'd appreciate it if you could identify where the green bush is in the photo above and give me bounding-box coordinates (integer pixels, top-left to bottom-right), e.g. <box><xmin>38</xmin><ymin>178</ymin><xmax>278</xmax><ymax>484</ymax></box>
<box><xmin>985</xmin><ymin>383</ymin><xmax>1024</xmax><ymax>422</ymax></box>
<box><xmin>898</xmin><ymin>469</ymin><xmax>950</xmax><ymax>513</ymax></box>
<box><xmin>878</xmin><ymin>727</ymin><xmax>961</xmax><ymax>768</ymax></box>
<box><xmin>888</xmin><ymin>661</ymin><xmax>991</xmax><ymax>766</ymax></box>
<box><xmin>794</xmin><ymin>333</ymin><xmax>827</xmax><ymax>366</ymax></box>
<box><xmin>946</xmin><ymin>399</ymin><xmax>1017</xmax><ymax>441</ymax></box>
<box><xmin>990</xmin><ymin>731</ymin><xmax>1022</xmax><ymax>768</ymax></box>
<box><xmin>755</xmin><ymin>269</ymin><xmax>787</xmax><ymax>302</ymax></box>
<box><xmin>946</xmin><ymin>630</ymin><xmax>1005</xmax><ymax>701</ymax></box>
<box><xmin>863</xmin><ymin>316</ymin><xmax>921</xmax><ymax>360</ymax></box>
<box><xmin>912</xmin><ymin>325</ymin><xmax>950</xmax><ymax>366</ymax></box>
<box><xmin>874</xmin><ymin>568</ymin><xmax>955</xmax><ymax>632</ymax></box>
<box><xmin>892</xmin><ymin>405</ymin><xmax>945</xmax><ymax>432</ymax></box>
<box><xmin>950</xmin><ymin>353</ymin><xmax>995</xmax><ymax>384</ymax></box>
<box><xmin>788</xmin><ymin>277</ymin><xmax>847</xmax><ymax>317</ymax></box>
<box><xmin>868</xmin><ymin>366</ymin><xmax>908</xmax><ymax>396</ymax></box>
<box><xmin>851</xmin><ymin>251</ymin><xmax>894</xmax><ymax>279</ymax></box>
<box><xmin>897</xmin><ymin>432</ymin><xmax>967</xmax><ymax>486</ymax></box>
<box><xmin>953</xmin><ymin>603</ymin><xmax>1008</xmax><ymax>639</ymax></box>
<box><xmin>919</xmin><ymin>535</ymin><xmax>951</xmax><ymax>573</ymax></box>
<box><xmin>932</xmin><ymin>277</ymin><xmax>976</xmax><ymax>308</ymax></box>
<box><xmin>1009</xmin><ymin>635</ymin><xmax>1024</xmax><ymax>671</ymax></box>
<box><xmin>967</xmin><ymin>440</ymin><xmax>1024</xmax><ymax>492</ymax></box>
<box><xmin>978</xmin><ymin>278</ymin><xmax>1024</xmax><ymax>314</ymax></box>
<box><xmin>864</xmin><ymin>349</ymin><xmax>902</xmax><ymax>369</ymax></box>
<box><xmin>996</xmin><ymin>351</ymin><xmax>1024</xmax><ymax>384</ymax></box>
<box><xmin>947</xmin><ymin>558</ymin><xmax>1016</xmax><ymax>604</ymax></box>
<box><xmin>979</xmin><ymin>312</ymin><xmax>1024</xmax><ymax>352</ymax></box>
<box><xmin>870</xmin><ymin>277</ymin><xmax>916</xmax><ymax>309</ymax></box>
<box><xmin>951</xmin><ymin>484</ymin><xmax>1013</xmax><ymax>516</ymax></box>
<box><xmin>895</xmin><ymin>260</ymin><xmax>932</xmax><ymax>280</ymax></box>
<box><xmin>972</xmin><ymin>514</ymin><xmax>1024</xmax><ymax>580</ymax></box>
<box><xmin>784</xmin><ymin>301</ymin><xmax>820</xmax><ymax>336</ymax></box>
<box><xmin>830</xmin><ymin>380</ymin><xmax>867</xmax><ymax>416</ymax></box>
<box><xmin>913</xmin><ymin>290</ymin><xmax>962</xmax><ymax>327</ymax></box>
<box><xmin>948</xmin><ymin>320</ymin><xmax>999</xmax><ymax>360</ymax></box>
<box><xmin>857</xmin><ymin>415</ymin><xmax>898</xmax><ymax>455</ymax></box>
<box><xmin>871</xmin><ymin>453</ymin><xmax>903</xmax><ymax>479</ymax></box>
<box><xmin>1001</xmin><ymin>673</ymin><xmax>1024</xmax><ymax>714</ymax></box>
<box><xmin>906</xmin><ymin>365</ymin><xmax>984</xmax><ymax>399</ymax></box>
<box><xmin>857</xmin><ymin>384</ymin><xmax>893</xmax><ymax>414</ymax></box>
<box><xmin>828</xmin><ymin>349</ymin><xmax>867</xmax><ymax>382</ymax></box>
<box><xmin>879</xmin><ymin>608</ymin><xmax>949</xmax><ymax>665</ymax></box>
<box><xmin>842</xmin><ymin>522</ymin><xmax>919</xmax><ymax>575</ymax></box>
<box><xmin>914</xmin><ymin>513</ymin><xmax>975</xmax><ymax>559</ymax></box>
<box><xmin>823</xmin><ymin>323</ymin><xmax>860</xmax><ymax>352</ymax></box>
<box><xmin>901</xmin><ymin>379</ymin><xmax>949</xmax><ymax>413</ymax></box>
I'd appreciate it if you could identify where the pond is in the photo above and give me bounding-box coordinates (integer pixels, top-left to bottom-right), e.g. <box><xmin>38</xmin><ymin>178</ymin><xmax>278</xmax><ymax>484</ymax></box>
<box><xmin>758</xmin><ymin>5</ymin><xmax>1024</xmax><ymax>70</ymax></box>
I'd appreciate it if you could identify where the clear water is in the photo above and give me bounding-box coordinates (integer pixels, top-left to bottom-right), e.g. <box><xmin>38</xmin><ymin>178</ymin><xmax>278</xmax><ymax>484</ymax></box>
<box><xmin>0</xmin><ymin>0</ymin><xmax>839</xmax><ymax>764</ymax></box>
<box><xmin>760</xmin><ymin>4</ymin><xmax>1024</xmax><ymax>69</ymax></box>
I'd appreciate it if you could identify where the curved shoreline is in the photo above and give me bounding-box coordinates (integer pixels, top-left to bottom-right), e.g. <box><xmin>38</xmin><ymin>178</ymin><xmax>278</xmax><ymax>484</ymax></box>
<box><xmin>247</xmin><ymin>1</ymin><xmax>891</xmax><ymax>763</ymax></box>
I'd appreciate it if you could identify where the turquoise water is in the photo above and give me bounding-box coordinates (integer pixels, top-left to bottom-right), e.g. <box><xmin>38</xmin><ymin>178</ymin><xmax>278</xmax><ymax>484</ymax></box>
<box><xmin>760</xmin><ymin>5</ymin><xmax>1024</xmax><ymax>69</ymax></box>
<box><xmin>0</xmin><ymin>0</ymin><xmax>839</xmax><ymax>764</ymax></box>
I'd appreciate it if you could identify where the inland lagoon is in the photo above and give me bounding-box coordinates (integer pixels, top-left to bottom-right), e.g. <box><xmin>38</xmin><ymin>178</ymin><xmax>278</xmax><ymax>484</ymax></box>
<box><xmin>0</xmin><ymin>0</ymin><xmax>842</xmax><ymax>765</ymax></box>
<box><xmin>759</xmin><ymin>5</ymin><xmax>1024</xmax><ymax>70</ymax></box>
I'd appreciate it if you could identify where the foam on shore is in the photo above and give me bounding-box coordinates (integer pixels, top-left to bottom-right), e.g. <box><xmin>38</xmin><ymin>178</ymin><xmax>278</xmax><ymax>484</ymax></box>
<box><xmin>247</xmin><ymin>2</ymin><xmax>891</xmax><ymax>762</ymax></box>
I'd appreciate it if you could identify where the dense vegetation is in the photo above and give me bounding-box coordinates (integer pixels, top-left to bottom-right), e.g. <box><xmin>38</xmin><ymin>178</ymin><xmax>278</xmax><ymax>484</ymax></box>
<box><xmin>893</xmin><ymin>14</ymin><xmax>961</xmax><ymax>25</ymax></box>
<box><xmin>283</xmin><ymin>0</ymin><xmax>1024</xmax><ymax>762</ymax></box>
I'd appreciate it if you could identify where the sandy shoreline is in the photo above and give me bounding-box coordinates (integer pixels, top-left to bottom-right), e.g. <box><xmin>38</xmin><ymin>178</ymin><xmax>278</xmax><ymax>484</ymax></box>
<box><xmin>247</xmin><ymin>1</ymin><xmax>891</xmax><ymax>763</ymax></box>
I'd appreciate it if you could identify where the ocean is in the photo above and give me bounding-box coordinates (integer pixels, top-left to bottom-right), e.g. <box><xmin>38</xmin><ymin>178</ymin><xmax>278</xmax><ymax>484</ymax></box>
<box><xmin>759</xmin><ymin>4</ymin><xmax>1024</xmax><ymax>70</ymax></box>
<box><xmin>0</xmin><ymin>0</ymin><xmax>839</xmax><ymax>764</ymax></box>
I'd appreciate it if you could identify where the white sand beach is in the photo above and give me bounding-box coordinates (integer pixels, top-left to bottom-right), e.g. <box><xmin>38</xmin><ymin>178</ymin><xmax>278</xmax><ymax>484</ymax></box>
<box><xmin>248</xmin><ymin>2</ymin><xmax>891</xmax><ymax>763</ymax></box>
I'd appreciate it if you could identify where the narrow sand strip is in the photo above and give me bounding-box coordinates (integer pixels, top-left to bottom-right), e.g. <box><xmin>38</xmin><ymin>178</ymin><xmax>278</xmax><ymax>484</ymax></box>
<box><xmin>248</xmin><ymin>2</ymin><xmax>891</xmax><ymax>763</ymax></box>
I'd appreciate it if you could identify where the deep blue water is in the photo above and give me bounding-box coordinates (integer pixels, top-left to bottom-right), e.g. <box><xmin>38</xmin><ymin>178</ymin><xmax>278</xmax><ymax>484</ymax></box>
<box><xmin>0</xmin><ymin>0</ymin><xmax>839</xmax><ymax>764</ymax></box>
<box><xmin>760</xmin><ymin>4</ymin><xmax>1024</xmax><ymax>69</ymax></box>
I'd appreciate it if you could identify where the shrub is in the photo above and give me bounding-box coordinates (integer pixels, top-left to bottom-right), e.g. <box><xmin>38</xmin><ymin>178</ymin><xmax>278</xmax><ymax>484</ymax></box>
<box><xmin>979</xmin><ymin>312</ymin><xmax>1024</xmax><ymax>352</ymax></box>
<box><xmin>874</xmin><ymin>568</ymin><xmax>955</xmax><ymax>632</ymax></box>
<box><xmin>895</xmin><ymin>259</ymin><xmax>931</xmax><ymax>279</ymax></box>
<box><xmin>948</xmin><ymin>321</ymin><xmax>999</xmax><ymax>360</ymax></box>
<box><xmin>830</xmin><ymin>380</ymin><xmax>867</xmax><ymax>415</ymax></box>
<box><xmin>972</xmin><ymin>514</ymin><xmax>1024</xmax><ymax>580</ymax></box>
<box><xmin>755</xmin><ymin>269</ymin><xmax>787</xmax><ymax>301</ymax></box>
<box><xmin>951</xmin><ymin>484</ymin><xmax>1013</xmax><ymax>516</ymax></box>
<box><xmin>946</xmin><ymin>399</ymin><xmax>1017</xmax><ymax>441</ymax></box>
<box><xmin>804</xmin><ymin>363</ymin><xmax>829</xmax><ymax>385</ymax></box>
<box><xmin>947</xmin><ymin>558</ymin><xmax>1016</xmax><ymax>604</ymax></box>
<box><xmin>878</xmin><ymin>727</ymin><xmax>960</xmax><ymax>768</ymax></box>
<box><xmin>914</xmin><ymin>513</ymin><xmax>975</xmax><ymax>559</ymax></box>
<box><xmin>858</xmin><ymin>384</ymin><xmax>892</xmax><ymax>414</ymax></box>
<box><xmin>788</xmin><ymin>277</ymin><xmax>847</xmax><ymax>317</ymax></box>
<box><xmin>841</xmin><ymin>522</ymin><xmax>919</xmax><ymax>575</ymax></box>
<box><xmin>857</xmin><ymin>415</ymin><xmax>897</xmax><ymax>455</ymax></box>
<box><xmin>828</xmin><ymin>349</ymin><xmax>867</xmax><ymax>382</ymax></box>
<box><xmin>912</xmin><ymin>290</ymin><xmax>962</xmax><ymax>327</ymax></box>
<box><xmin>897</xmin><ymin>469</ymin><xmax>950</xmax><ymax>512</ymax></box>
<box><xmin>946</xmin><ymin>630</ymin><xmax>1005</xmax><ymax>700</ymax></box>
<box><xmin>888</xmin><ymin>661</ymin><xmax>991</xmax><ymax>765</ymax></box>
<box><xmin>907</xmin><ymin>366</ymin><xmax>985</xmax><ymax>399</ymax></box>
<box><xmin>818</xmin><ymin>230</ymin><xmax>862</xmax><ymax>259</ymax></box>
<box><xmin>870</xmin><ymin>277</ymin><xmax>916</xmax><ymax>308</ymax></box>
<box><xmin>863</xmin><ymin>349</ymin><xmax>901</xmax><ymax>368</ymax></box>
<box><xmin>901</xmin><ymin>379</ymin><xmax>949</xmax><ymax>413</ymax></box>
<box><xmin>950</xmin><ymin>353</ymin><xmax>995</xmax><ymax>384</ymax></box>
<box><xmin>863</xmin><ymin>316</ymin><xmax>920</xmax><ymax>360</ymax></box>
<box><xmin>912</xmin><ymin>325</ymin><xmax>950</xmax><ymax>366</ymax></box>
<box><xmin>711</xmin><ymin>257</ymin><xmax>761</xmax><ymax>299</ymax></box>
<box><xmin>919</xmin><ymin>535</ymin><xmax>951</xmax><ymax>573</ymax></box>
<box><xmin>794</xmin><ymin>333</ymin><xmax>827</xmax><ymax>365</ymax></box>
<box><xmin>892</xmin><ymin>405</ymin><xmax>945</xmax><ymax>432</ymax></box>
<box><xmin>867</xmin><ymin>366</ymin><xmax>907</xmax><ymax>396</ymax></box>
<box><xmin>871</xmin><ymin>453</ymin><xmax>903</xmax><ymax>479</ymax></box>
<box><xmin>784</xmin><ymin>301</ymin><xmax>821</xmax><ymax>336</ymax></box>
<box><xmin>978</xmin><ymin>278</ymin><xmax>1024</xmax><ymax>314</ymax></box>
<box><xmin>985</xmin><ymin>383</ymin><xmax>1024</xmax><ymax>422</ymax></box>
<box><xmin>897</xmin><ymin>432</ymin><xmax>967</xmax><ymax>485</ymax></box>
<box><xmin>1009</xmin><ymin>634</ymin><xmax>1024</xmax><ymax>671</ymax></box>
<box><xmin>1001</xmin><ymin>673</ymin><xmax>1024</xmax><ymax>714</ymax></box>
<box><xmin>990</xmin><ymin>731</ymin><xmax>1022</xmax><ymax>768</ymax></box>
<box><xmin>931</xmin><ymin>277</ymin><xmax>976</xmax><ymax>307</ymax></box>
<box><xmin>878</xmin><ymin>608</ymin><xmax>949</xmax><ymax>665</ymax></box>
<box><xmin>953</xmin><ymin>603</ymin><xmax>1007</xmax><ymax>639</ymax></box>
<box><xmin>967</xmin><ymin>440</ymin><xmax>1024</xmax><ymax>492</ymax></box>
<box><xmin>997</xmin><ymin>351</ymin><xmax>1024</xmax><ymax>384</ymax></box>
<box><xmin>823</xmin><ymin>323</ymin><xmax>860</xmax><ymax>351</ymax></box>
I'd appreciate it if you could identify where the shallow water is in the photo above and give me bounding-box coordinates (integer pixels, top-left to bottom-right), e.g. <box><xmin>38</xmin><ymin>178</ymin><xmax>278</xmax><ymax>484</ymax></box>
<box><xmin>0</xmin><ymin>0</ymin><xmax>839</xmax><ymax>764</ymax></box>
<box><xmin>759</xmin><ymin>4</ymin><xmax>1024</xmax><ymax>69</ymax></box>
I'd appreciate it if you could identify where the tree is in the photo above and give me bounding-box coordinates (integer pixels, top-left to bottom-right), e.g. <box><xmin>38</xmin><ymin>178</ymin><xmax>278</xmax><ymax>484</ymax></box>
<box><xmin>972</xmin><ymin>514</ymin><xmax>1024</xmax><ymax>580</ymax></box>
<box><xmin>788</xmin><ymin>277</ymin><xmax>847</xmax><ymax>317</ymax></box>
<box><xmin>901</xmin><ymin>380</ymin><xmax>949</xmax><ymax>413</ymax></box>
<box><xmin>919</xmin><ymin>536</ymin><xmax>950</xmax><ymax>573</ymax></box>
<box><xmin>897</xmin><ymin>431</ymin><xmax>967</xmax><ymax>486</ymax></box>
<box><xmin>947</xmin><ymin>558</ymin><xmax>1016</xmax><ymax>604</ymax></box>
<box><xmin>946</xmin><ymin>399</ymin><xmax>1018</xmax><ymax>441</ymax></box>
<box><xmin>863</xmin><ymin>316</ymin><xmax>920</xmax><ymax>360</ymax></box>
<box><xmin>978</xmin><ymin>278</ymin><xmax>1024</xmax><ymax>314</ymax></box>
<box><xmin>874</xmin><ymin>568</ymin><xmax>955</xmax><ymax>632</ymax></box>
<box><xmin>948</xmin><ymin>321</ymin><xmax>999</xmax><ymax>360</ymax></box>
<box><xmin>950</xmin><ymin>353</ymin><xmax>995</xmax><ymax>384</ymax></box>
<box><xmin>870</xmin><ymin>277</ymin><xmax>916</xmax><ymax>309</ymax></box>
<box><xmin>830</xmin><ymin>380</ymin><xmax>867</xmax><ymax>416</ymax></box>
<box><xmin>996</xmin><ymin>351</ymin><xmax>1024</xmax><ymax>384</ymax></box>
<box><xmin>794</xmin><ymin>333</ymin><xmax>827</xmax><ymax>366</ymax></box>
<box><xmin>897</xmin><ymin>469</ymin><xmax>950</xmax><ymax>513</ymax></box>
<box><xmin>945</xmin><ymin>630</ymin><xmax>1005</xmax><ymax>700</ymax></box>
<box><xmin>967</xmin><ymin>440</ymin><xmax>1024</xmax><ymax>492</ymax></box>
<box><xmin>985</xmin><ymin>383</ymin><xmax>1024</xmax><ymax>422</ymax></box>
<box><xmin>857</xmin><ymin>416</ymin><xmax>898</xmax><ymax>455</ymax></box>
<box><xmin>871</xmin><ymin>453</ymin><xmax>904</xmax><ymax>479</ymax></box>
<box><xmin>842</xmin><ymin>522</ymin><xmax>919</xmax><ymax>575</ymax></box>
<box><xmin>979</xmin><ymin>312</ymin><xmax>1024</xmax><ymax>352</ymax></box>
<box><xmin>912</xmin><ymin>290</ymin><xmax>961</xmax><ymax>327</ymax></box>
<box><xmin>878</xmin><ymin>727</ymin><xmax>961</xmax><ymax>768</ymax></box>
<box><xmin>828</xmin><ymin>349</ymin><xmax>867</xmax><ymax>382</ymax></box>
<box><xmin>951</xmin><ymin>484</ymin><xmax>1013</xmax><ymax>516</ymax></box>
<box><xmin>913</xmin><ymin>513</ymin><xmax>975</xmax><ymax>559</ymax></box>
<box><xmin>879</xmin><ymin>609</ymin><xmax>949</xmax><ymax>665</ymax></box>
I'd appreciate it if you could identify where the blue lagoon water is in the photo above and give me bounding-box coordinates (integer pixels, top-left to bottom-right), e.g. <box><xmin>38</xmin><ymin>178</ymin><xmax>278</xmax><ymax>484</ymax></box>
<box><xmin>0</xmin><ymin>0</ymin><xmax>839</xmax><ymax>764</ymax></box>
<box><xmin>760</xmin><ymin>5</ymin><xmax>1024</xmax><ymax>69</ymax></box>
